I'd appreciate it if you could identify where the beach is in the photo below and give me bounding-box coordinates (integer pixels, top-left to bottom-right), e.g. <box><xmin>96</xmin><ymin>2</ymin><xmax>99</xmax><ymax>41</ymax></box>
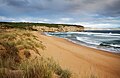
<box><xmin>34</xmin><ymin>32</ymin><xmax>120</xmax><ymax>78</ymax></box>
<box><xmin>1</xmin><ymin>0</ymin><xmax>120</xmax><ymax>77</ymax></box>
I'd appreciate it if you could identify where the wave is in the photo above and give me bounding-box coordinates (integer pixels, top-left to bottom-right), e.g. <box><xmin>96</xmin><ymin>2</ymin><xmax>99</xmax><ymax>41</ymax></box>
<box><xmin>76</xmin><ymin>36</ymin><xmax>101</xmax><ymax>45</ymax></box>
<box><xmin>76</xmin><ymin>36</ymin><xmax>120</xmax><ymax>47</ymax></box>
<box><xmin>46</xmin><ymin>31</ymin><xmax>120</xmax><ymax>53</ymax></box>
<box><xmin>110</xmin><ymin>44</ymin><xmax>120</xmax><ymax>48</ymax></box>
<box><xmin>100</xmin><ymin>40</ymin><xmax>120</xmax><ymax>48</ymax></box>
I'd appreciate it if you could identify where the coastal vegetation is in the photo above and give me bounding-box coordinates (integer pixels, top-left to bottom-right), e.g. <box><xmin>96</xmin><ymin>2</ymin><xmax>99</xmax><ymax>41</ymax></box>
<box><xmin>0</xmin><ymin>22</ymin><xmax>100</xmax><ymax>78</ymax></box>
<box><xmin>0</xmin><ymin>28</ymin><xmax>72</xmax><ymax>78</ymax></box>
<box><xmin>0</xmin><ymin>22</ymin><xmax>84</xmax><ymax>32</ymax></box>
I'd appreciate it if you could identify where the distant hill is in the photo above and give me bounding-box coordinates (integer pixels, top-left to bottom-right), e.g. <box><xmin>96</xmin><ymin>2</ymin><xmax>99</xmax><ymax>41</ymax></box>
<box><xmin>0</xmin><ymin>22</ymin><xmax>84</xmax><ymax>32</ymax></box>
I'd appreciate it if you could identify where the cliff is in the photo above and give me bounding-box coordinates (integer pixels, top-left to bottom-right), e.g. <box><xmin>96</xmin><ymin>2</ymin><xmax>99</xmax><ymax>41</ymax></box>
<box><xmin>32</xmin><ymin>25</ymin><xmax>84</xmax><ymax>32</ymax></box>
<box><xmin>0</xmin><ymin>22</ymin><xmax>84</xmax><ymax>32</ymax></box>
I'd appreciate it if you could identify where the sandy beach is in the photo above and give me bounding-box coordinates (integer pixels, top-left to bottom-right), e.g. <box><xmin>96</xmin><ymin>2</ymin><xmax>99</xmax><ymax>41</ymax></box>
<box><xmin>34</xmin><ymin>32</ymin><xmax>120</xmax><ymax>78</ymax></box>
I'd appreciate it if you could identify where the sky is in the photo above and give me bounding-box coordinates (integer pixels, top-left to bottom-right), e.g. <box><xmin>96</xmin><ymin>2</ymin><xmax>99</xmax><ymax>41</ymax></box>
<box><xmin>0</xmin><ymin>0</ymin><xmax>120</xmax><ymax>28</ymax></box>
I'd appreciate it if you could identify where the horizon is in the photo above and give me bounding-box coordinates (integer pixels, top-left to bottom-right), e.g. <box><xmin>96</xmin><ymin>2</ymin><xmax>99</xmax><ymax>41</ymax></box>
<box><xmin>0</xmin><ymin>0</ymin><xmax>120</xmax><ymax>28</ymax></box>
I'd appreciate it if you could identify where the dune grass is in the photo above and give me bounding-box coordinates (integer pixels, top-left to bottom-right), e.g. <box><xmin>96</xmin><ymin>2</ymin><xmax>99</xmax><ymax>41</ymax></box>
<box><xmin>19</xmin><ymin>57</ymin><xmax>72</xmax><ymax>78</ymax></box>
<box><xmin>0</xmin><ymin>56</ymin><xmax>72</xmax><ymax>78</ymax></box>
<box><xmin>0</xmin><ymin>29</ymin><xmax>72</xmax><ymax>78</ymax></box>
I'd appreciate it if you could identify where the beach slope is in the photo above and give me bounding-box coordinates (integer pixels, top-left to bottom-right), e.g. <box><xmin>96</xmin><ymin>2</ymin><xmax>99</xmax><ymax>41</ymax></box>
<box><xmin>34</xmin><ymin>32</ymin><xmax>120</xmax><ymax>78</ymax></box>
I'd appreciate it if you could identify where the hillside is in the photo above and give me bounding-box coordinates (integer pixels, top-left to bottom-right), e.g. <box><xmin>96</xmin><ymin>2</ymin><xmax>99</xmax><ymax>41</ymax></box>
<box><xmin>0</xmin><ymin>22</ymin><xmax>84</xmax><ymax>32</ymax></box>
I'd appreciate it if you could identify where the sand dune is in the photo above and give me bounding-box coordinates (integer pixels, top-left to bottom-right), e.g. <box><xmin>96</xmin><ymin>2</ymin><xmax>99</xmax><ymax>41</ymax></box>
<box><xmin>34</xmin><ymin>32</ymin><xmax>120</xmax><ymax>78</ymax></box>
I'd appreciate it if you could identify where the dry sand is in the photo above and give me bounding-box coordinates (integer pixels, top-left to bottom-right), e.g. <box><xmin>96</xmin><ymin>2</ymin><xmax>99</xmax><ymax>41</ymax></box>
<box><xmin>34</xmin><ymin>32</ymin><xmax>120</xmax><ymax>78</ymax></box>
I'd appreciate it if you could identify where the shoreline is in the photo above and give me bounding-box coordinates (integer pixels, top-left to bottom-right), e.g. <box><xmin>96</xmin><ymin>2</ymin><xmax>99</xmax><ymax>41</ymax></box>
<box><xmin>45</xmin><ymin>33</ymin><xmax>120</xmax><ymax>54</ymax></box>
<box><xmin>52</xmin><ymin>35</ymin><xmax>120</xmax><ymax>57</ymax></box>
<box><xmin>34</xmin><ymin>32</ymin><xmax>120</xmax><ymax>78</ymax></box>
<box><xmin>66</xmin><ymin>38</ymin><xmax>120</xmax><ymax>55</ymax></box>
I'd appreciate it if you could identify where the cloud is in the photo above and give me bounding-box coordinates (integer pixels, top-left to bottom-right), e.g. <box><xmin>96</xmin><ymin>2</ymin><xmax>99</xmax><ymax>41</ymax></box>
<box><xmin>0</xmin><ymin>0</ymin><xmax>120</xmax><ymax>16</ymax></box>
<box><xmin>59</xmin><ymin>18</ymin><xmax>72</xmax><ymax>22</ymax></box>
<box><xmin>3</xmin><ymin>0</ymin><xmax>29</xmax><ymax>7</ymax></box>
<box><xmin>65</xmin><ymin>0</ymin><xmax>120</xmax><ymax>17</ymax></box>
<box><xmin>0</xmin><ymin>16</ymin><xmax>15</xmax><ymax>21</ymax></box>
<box><xmin>0</xmin><ymin>0</ymin><xmax>120</xmax><ymax>28</ymax></box>
<box><xmin>0</xmin><ymin>16</ymin><xmax>50</xmax><ymax>23</ymax></box>
<box><xmin>101</xmin><ymin>0</ymin><xmax>120</xmax><ymax>16</ymax></box>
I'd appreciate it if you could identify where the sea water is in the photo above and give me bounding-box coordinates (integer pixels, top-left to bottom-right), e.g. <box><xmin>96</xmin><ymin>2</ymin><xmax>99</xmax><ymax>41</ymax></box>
<box><xmin>46</xmin><ymin>30</ymin><xmax>120</xmax><ymax>53</ymax></box>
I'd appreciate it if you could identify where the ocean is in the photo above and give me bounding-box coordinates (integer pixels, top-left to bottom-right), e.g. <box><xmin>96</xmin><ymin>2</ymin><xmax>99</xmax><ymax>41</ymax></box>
<box><xmin>46</xmin><ymin>30</ymin><xmax>120</xmax><ymax>53</ymax></box>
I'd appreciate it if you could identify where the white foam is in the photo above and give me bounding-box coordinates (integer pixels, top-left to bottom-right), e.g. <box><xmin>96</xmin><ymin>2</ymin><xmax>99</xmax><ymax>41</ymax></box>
<box><xmin>110</xmin><ymin>44</ymin><xmax>120</xmax><ymax>47</ymax></box>
<box><xmin>46</xmin><ymin>32</ymin><xmax>120</xmax><ymax>53</ymax></box>
<box><xmin>76</xmin><ymin>36</ymin><xmax>101</xmax><ymax>45</ymax></box>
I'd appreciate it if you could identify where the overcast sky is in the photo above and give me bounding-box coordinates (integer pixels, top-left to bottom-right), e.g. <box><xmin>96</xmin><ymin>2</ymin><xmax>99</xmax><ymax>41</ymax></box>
<box><xmin>0</xmin><ymin>0</ymin><xmax>120</xmax><ymax>28</ymax></box>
